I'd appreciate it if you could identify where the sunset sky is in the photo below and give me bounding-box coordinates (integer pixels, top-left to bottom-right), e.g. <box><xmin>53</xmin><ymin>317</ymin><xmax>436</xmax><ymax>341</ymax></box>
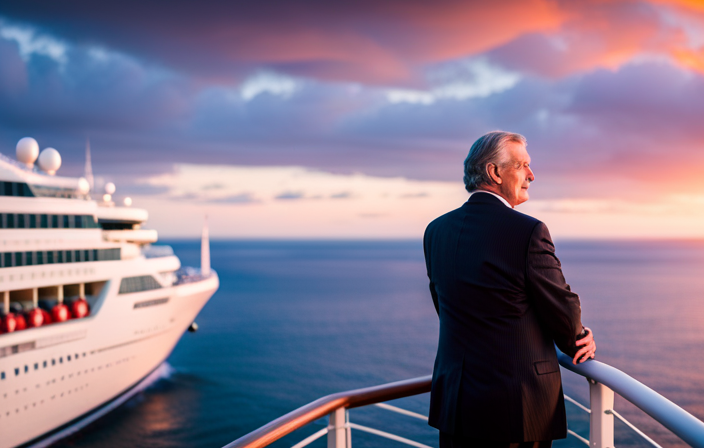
<box><xmin>2</xmin><ymin>0</ymin><xmax>704</xmax><ymax>238</ymax></box>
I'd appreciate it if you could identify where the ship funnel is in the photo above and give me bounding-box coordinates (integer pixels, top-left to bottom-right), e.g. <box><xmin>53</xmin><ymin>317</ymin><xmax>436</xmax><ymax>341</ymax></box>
<box><xmin>201</xmin><ymin>215</ymin><xmax>211</xmax><ymax>277</ymax></box>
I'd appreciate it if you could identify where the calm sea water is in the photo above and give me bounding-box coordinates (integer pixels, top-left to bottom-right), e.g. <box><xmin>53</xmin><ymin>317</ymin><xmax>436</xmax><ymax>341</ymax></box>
<box><xmin>56</xmin><ymin>239</ymin><xmax>704</xmax><ymax>448</ymax></box>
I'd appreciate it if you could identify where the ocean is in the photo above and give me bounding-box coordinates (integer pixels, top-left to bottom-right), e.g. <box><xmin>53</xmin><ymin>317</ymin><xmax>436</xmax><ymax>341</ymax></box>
<box><xmin>57</xmin><ymin>239</ymin><xmax>704</xmax><ymax>448</ymax></box>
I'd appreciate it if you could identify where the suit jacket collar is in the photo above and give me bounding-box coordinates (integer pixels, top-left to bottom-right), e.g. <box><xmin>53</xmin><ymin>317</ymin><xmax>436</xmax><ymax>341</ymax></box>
<box><xmin>466</xmin><ymin>191</ymin><xmax>511</xmax><ymax>207</ymax></box>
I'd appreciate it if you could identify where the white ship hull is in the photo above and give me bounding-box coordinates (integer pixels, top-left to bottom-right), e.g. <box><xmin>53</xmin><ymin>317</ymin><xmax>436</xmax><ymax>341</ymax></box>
<box><xmin>0</xmin><ymin>139</ymin><xmax>221</xmax><ymax>447</ymax></box>
<box><xmin>0</xmin><ymin>267</ymin><xmax>219</xmax><ymax>448</ymax></box>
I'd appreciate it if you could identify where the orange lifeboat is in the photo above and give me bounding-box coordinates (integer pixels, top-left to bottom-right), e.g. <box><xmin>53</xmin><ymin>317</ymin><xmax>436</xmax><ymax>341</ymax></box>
<box><xmin>51</xmin><ymin>303</ymin><xmax>70</xmax><ymax>322</ymax></box>
<box><xmin>1</xmin><ymin>313</ymin><xmax>17</xmax><ymax>333</ymax></box>
<box><xmin>14</xmin><ymin>313</ymin><xmax>27</xmax><ymax>330</ymax></box>
<box><xmin>70</xmin><ymin>298</ymin><xmax>90</xmax><ymax>319</ymax></box>
<box><xmin>41</xmin><ymin>308</ymin><xmax>52</xmax><ymax>325</ymax></box>
<box><xmin>26</xmin><ymin>308</ymin><xmax>44</xmax><ymax>327</ymax></box>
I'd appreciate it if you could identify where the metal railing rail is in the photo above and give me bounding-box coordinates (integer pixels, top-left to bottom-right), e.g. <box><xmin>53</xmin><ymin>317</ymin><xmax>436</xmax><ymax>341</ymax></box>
<box><xmin>223</xmin><ymin>375</ymin><xmax>431</xmax><ymax>448</ymax></box>
<box><xmin>224</xmin><ymin>350</ymin><xmax>704</xmax><ymax>448</ymax></box>
<box><xmin>557</xmin><ymin>350</ymin><xmax>704</xmax><ymax>448</ymax></box>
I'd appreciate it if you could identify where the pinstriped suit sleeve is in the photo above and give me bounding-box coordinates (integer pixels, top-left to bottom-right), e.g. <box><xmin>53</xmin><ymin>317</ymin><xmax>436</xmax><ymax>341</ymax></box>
<box><xmin>526</xmin><ymin>221</ymin><xmax>584</xmax><ymax>357</ymax></box>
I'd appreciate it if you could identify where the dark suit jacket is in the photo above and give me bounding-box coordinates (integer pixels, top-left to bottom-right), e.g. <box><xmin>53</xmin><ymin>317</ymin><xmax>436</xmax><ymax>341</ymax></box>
<box><xmin>423</xmin><ymin>192</ymin><xmax>584</xmax><ymax>442</ymax></box>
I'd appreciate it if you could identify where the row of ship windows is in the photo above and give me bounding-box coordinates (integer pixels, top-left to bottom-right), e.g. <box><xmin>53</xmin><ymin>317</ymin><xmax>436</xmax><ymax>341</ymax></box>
<box><xmin>0</xmin><ymin>213</ymin><xmax>100</xmax><ymax>229</ymax></box>
<box><xmin>0</xmin><ymin>181</ymin><xmax>80</xmax><ymax>199</ymax></box>
<box><xmin>0</xmin><ymin>352</ymin><xmax>87</xmax><ymax>380</ymax></box>
<box><xmin>0</xmin><ymin>181</ymin><xmax>34</xmax><ymax>198</ymax></box>
<box><xmin>0</xmin><ymin>248</ymin><xmax>121</xmax><ymax>269</ymax></box>
<box><xmin>118</xmin><ymin>275</ymin><xmax>163</xmax><ymax>294</ymax></box>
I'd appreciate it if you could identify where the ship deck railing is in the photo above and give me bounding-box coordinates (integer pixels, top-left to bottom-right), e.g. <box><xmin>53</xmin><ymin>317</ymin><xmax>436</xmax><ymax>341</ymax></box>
<box><xmin>173</xmin><ymin>266</ymin><xmax>216</xmax><ymax>285</ymax></box>
<box><xmin>142</xmin><ymin>244</ymin><xmax>175</xmax><ymax>259</ymax></box>
<box><xmin>223</xmin><ymin>349</ymin><xmax>704</xmax><ymax>448</ymax></box>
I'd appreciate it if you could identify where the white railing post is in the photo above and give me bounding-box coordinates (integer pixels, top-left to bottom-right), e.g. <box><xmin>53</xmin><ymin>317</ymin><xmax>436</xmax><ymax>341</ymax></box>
<box><xmin>588</xmin><ymin>378</ymin><xmax>615</xmax><ymax>448</ymax></box>
<box><xmin>327</xmin><ymin>407</ymin><xmax>350</xmax><ymax>448</ymax></box>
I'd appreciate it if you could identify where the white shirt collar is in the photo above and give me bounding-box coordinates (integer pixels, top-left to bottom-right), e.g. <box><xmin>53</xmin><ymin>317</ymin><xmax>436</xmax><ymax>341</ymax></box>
<box><xmin>470</xmin><ymin>190</ymin><xmax>512</xmax><ymax>208</ymax></box>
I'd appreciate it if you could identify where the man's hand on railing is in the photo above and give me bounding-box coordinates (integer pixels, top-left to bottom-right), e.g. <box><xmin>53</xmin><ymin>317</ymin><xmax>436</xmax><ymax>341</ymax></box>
<box><xmin>573</xmin><ymin>327</ymin><xmax>596</xmax><ymax>365</ymax></box>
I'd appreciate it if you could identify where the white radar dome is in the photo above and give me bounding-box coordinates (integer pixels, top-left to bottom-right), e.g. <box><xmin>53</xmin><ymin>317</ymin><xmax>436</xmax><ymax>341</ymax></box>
<box><xmin>105</xmin><ymin>182</ymin><xmax>116</xmax><ymax>195</ymax></box>
<box><xmin>38</xmin><ymin>147</ymin><xmax>62</xmax><ymax>175</ymax></box>
<box><xmin>77</xmin><ymin>177</ymin><xmax>90</xmax><ymax>194</ymax></box>
<box><xmin>16</xmin><ymin>137</ymin><xmax>39</xmax><ymax>166</ymax></box>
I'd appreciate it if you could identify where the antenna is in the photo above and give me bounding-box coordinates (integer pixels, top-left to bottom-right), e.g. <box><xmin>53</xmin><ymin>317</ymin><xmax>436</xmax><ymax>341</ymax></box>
<box><xmin>201</xmin><ymin>215</ymin><xmax>211</xmax><ymax>277</ymax></box>
<box><xmin>85</xmin><ymin>137</ymin><xmax>94</xmax><ymax>193</ymax></box>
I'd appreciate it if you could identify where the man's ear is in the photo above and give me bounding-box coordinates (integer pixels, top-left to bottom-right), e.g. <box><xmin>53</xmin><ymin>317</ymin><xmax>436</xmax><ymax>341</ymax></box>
<box><xmin>486</xmin><ymin>163</ymin><xmax>502</xmax><ymax>185</ymax></box>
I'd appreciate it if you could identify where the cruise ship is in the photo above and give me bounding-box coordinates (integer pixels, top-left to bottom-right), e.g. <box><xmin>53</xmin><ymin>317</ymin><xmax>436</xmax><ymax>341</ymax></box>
<box><xmin>0</xmin><ymin>138</ymin><xmax>219</xmax><ymax>448</ymax></box>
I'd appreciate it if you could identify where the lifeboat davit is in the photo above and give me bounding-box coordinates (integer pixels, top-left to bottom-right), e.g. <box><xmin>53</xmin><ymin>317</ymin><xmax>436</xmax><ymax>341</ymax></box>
<box><xmin>51</xmin><ymin>303</ymin><xmax>70</xmax><ymax>322</ymax></box>
<box><xmin>26</xmin><ymin>308</ymin><xmax>44</xmax><ymax>327</ymax></box>
<box><xmin>70</xmin><ymin>298</ymin><xmax>90</xmax><ymax>319</ymax></box>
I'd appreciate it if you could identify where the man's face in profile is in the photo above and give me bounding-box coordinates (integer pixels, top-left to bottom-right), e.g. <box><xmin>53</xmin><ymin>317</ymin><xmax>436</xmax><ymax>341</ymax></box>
<box><xmin>498</xmin><ymin>141</ymin><xmax>534</xmax><ymax>207</ymax></box>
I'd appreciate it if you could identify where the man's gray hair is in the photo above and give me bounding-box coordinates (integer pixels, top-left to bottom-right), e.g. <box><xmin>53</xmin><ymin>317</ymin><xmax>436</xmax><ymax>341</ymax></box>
<box><xmin>463</xmin><ymin>131</ymin><xmax>527</xmax><ymax>193</ymax></box>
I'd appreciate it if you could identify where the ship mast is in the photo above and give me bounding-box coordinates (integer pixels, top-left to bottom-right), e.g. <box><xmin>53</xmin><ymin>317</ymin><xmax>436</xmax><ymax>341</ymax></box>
<box><xmin>84</xmin><ymin>138</ymin><xmax>94</xmax><ymax>194</ymax></box>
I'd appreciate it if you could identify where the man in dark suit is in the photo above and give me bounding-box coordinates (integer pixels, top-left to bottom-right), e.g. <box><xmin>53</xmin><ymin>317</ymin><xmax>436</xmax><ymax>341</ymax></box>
<box><xmin>423</xmin><ymin>131</ymin><xmax>596</xmax><ymax>448</ymax></box>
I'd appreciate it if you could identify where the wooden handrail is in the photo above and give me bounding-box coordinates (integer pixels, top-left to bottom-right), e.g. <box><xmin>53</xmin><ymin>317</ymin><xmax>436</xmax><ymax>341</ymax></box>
<box><xmin>223</xmin><ymin>375</ymin><xmax>432</xmax><ymax>448</ymax></box>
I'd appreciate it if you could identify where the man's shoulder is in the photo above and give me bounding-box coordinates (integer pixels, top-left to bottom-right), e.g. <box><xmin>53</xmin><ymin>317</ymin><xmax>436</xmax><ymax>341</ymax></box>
<box><xmin>506</xmin><ymin>207</ymin><xmax>542</xmax><ymax>228</ymax></box>
<box><xmin>425</xmin><ymin>205</ymin><xmax>464</xmax><ymax>233</ymax></box>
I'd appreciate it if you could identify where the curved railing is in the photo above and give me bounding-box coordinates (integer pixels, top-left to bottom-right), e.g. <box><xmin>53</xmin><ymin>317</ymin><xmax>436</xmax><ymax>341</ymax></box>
<box><xmin>557</xmin><ymin>351</ymin><xmax>704</xmax><ymax>448</ymax></box>
<box><xmin>224</xmin><ymin>376</ymin><xmax>431</xmax><ymax>448</ymax></box>
<box><xmin>224</xmin><ymin>350</ymin><xmax>704</xmax><ymax>448</ymax></box>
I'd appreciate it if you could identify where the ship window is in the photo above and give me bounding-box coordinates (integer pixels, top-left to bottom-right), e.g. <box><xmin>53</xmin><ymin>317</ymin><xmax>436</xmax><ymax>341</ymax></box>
<box><xmin>1</xmin><ymin>371</ymin><xmax>4</xmax><ymax>380</ymax></box>
<box><xmin>59</xmin><ymin>357</ymin><xmax>63</xmax><ymax>363</ymax></box>
<box><xmin>6</xmin><ymin>213</ymin><xmax>14</xmax><ymax>228</ymax></box>
<box><xmin>34</xmin><ymin>363</ymin><xmax>38</xmax><ymax>370</ymax></box>
<box><xmin>14</xmin><ymin>368</ymin><xmax>19</xmax><ymax>376</ymax></box>
<box><xmin>40</xmin><ymin>214</ymin><xmax>48</xmax><ymax>228</ymax></box>
<box><xmin>17</xmin><ymin>213</ymin><xmax>25</xmax><ymax>228</ymax></box>
<box><xmin>0</xmin><ymin>181</ymin><xmax>35</xmax><ymax>197</ymax></box>
<box><xmin>52</xmin><ymin>214</ymin><xmax>58</xmax><ymax>228</ymax></box>
<box><xmin>67</xmin><ymin>355</ymin><xmax>71</xmax><ymax>361</ymax></box>
<box><xmin>43</xmin><ymin>361</ymin><xmax>47</xmax><ymax>368</ymax></box>
<box><xmin>63</xmin><ymin>215</ymin><xmax>70</xmax><ymax>228</ymax></box>
<box><xmin>75</xmin><ymin>215</ymin><xmax>83</xmax><ymax>228</ymax></box>
<box><xmin>52</xmin><ymin>359</ymin><xmax>55</xmax><ymax>366</ymax></box>
<box><xmin>24</xmin><ymin>365</ymin><xmax>28</xmax><ymax>373</ymax></box>
<box><xmin>119</xmin><ymin>275</ymin><xmax>163</xmax><ymax>294</ymax></box>
<box><xmin>0</xmin><ymin>248</ymin><xmax>121</xmax><ymax>268</ymax></box>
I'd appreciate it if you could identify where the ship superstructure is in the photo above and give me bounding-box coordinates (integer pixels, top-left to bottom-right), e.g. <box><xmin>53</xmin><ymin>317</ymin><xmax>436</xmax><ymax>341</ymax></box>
<box><xmin>0</xmin><ymin>138</ymin><xmax>219</xmax><ymax>448</ymax></box>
